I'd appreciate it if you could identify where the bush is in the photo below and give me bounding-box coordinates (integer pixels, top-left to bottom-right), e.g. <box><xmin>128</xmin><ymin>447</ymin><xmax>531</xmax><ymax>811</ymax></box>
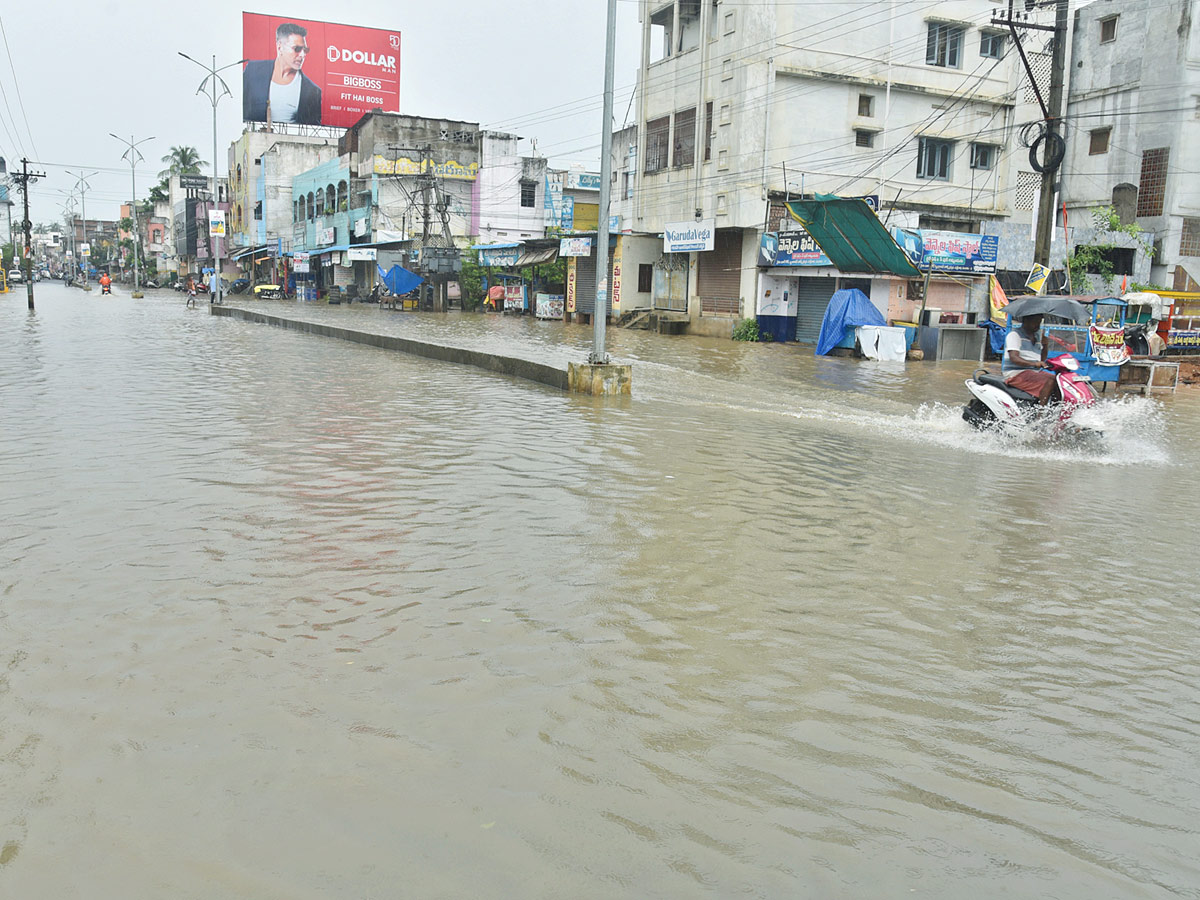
<box><xmin>731</xmin><ymin>317</ymin><xmax>760</xmax><ymax>342</ymax></box>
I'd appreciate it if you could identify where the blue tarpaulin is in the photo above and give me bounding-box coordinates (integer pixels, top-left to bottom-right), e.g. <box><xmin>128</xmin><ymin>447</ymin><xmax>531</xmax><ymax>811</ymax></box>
<box><xmin>980</xmin><ymin>320</ymin><xmax>1009</xmax><ymax>356</ymax></box>
<box><xmin>377</xmin><ymin>263</ymin><xmax>423</xmax><ymax>296</ymax></box>
<box><xmin>815</xmin><ymin>288</ymin><xmax>886</xmax><ymax>355</ymax></box>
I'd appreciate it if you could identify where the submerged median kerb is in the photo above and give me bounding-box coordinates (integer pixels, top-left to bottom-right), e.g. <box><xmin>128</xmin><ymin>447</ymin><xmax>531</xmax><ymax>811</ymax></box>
<box><xmin>212</xmin><ymin>306</ymin><xmax>577</xmax><ymax>391</ymax></box>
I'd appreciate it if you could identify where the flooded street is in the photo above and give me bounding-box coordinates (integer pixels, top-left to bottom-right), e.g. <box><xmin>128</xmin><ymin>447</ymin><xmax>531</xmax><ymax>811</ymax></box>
<box><xmin>3</xmin><ymin>284</ymin><xmax>1199</xmax><ymax>898</ymax></box>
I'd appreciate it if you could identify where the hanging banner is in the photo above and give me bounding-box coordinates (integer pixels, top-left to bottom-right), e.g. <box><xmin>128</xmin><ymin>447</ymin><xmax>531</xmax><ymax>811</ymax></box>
<box><xmin>566</xmin><ymin>256</ymin><xmax>577</xmax><ymax>312</ymax></box>
<box><xmin>1090</xmin><ymin>325</ymin><xmax>1130</xmax><ymax>365</ymax></box>
<box><xmin>208</xmin><ymin>210</ymin><xmax>226</xmax><ymax>237</ymax></box>
<box><xmin>892</xmin><ymin>228</ymin><xmax>999</xmax><ymax>274</ymax></box>
<box><xmin>346</xmin><ymin>247</ymin><xmax>377</xmax><ymax>261</ymax></box>
<box><xmin>559</xmin><ymin>237</ymin><xmax>592</xmax><ymax>257</ymax></box>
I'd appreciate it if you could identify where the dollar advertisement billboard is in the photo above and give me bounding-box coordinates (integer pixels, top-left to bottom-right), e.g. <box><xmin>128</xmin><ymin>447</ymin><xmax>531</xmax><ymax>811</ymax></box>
<box><xmin>242</xmin><ymin>12</ymin><xmax>400</xmax><ymax>128</ymax></box>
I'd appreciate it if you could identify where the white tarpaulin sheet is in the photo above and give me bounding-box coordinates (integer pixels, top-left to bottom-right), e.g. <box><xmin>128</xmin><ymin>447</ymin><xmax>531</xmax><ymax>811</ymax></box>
<box><xmin>857</xmin><ymin>325</ymin><xmax>907</xmax><ymax>362</ymax></box>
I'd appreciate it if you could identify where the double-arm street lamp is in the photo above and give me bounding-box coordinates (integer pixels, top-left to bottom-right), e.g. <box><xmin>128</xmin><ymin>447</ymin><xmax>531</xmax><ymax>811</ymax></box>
<box><xmin>178</xmin><ymin>52</ymin><xmax>246</xmax><ymax>306</ymax></box>
<box><xmin>111</xmin><ymin>134</ymin><xmax>154</xmax><ymax>297</ymax></box>
<box><xmin>69</xmin><ymin>170</ymin><xmax>98</xmax><ymax>286</ymax></box>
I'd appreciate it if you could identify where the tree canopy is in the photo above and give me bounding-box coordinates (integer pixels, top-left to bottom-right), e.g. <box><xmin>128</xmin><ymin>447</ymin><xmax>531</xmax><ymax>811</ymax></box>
<box><xmin>158</xmin><ymin>146</ymin><xmax>207</xmax><ymax>181</ymax></box>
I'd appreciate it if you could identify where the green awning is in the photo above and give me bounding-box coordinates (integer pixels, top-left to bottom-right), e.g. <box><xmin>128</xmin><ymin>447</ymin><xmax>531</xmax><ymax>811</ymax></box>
<box><xmin>785</xmin><ymin>195</ymin><xmax>920</xmax><ymax>277</ymax></box>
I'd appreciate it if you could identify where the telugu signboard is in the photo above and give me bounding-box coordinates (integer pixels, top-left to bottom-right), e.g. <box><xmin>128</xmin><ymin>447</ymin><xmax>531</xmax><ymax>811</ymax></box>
<box><xmin>478</xmin><ymin>247</ymin><xmax>520</xmax><ymax>267</ymax></box>
<box><xmin>535</xmin><ymin>293</ymin><xmax>565</xmax><ymax>320</ymax></box>
<box><xmin>892</xmin><ymin>228</ymin><xmax>999</xmax><ymax>274</ymax></box>
<box><xmin>757</xmin><ymin>231</ymin><xmax>832</xmax><ymax>267</ymax></box>
<box><xmin>559</xmin><ymin>237</ymin><xmax>592</xmax><ymax>257</ymax></box>
<box><xmin>663</xmin><ymin>219</ymin><xmax>715</xmax><ymax>253</ymax></box>
<box><xmin>293</xmin><ymin>251</ymin><xmax>310</xmax><ymax>273</ymax></box>
<box><xmin>346</xmin><ymin>247</ymin><xmax>377</xmax><ymax>261</ymax></box>
<box><xmin>242</xmin><ymin>13</ymin><xmax>400</xmax><ymax>129</ymax></box>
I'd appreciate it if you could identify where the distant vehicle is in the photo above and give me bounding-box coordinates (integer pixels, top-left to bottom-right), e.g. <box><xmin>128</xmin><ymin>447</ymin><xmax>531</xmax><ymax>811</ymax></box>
<box><xmin>229</xmin><ymin>278</ymin><xmax>250</xmax><ymax>294</ymax></box>
<box><xmin>8</xmin><ymin>269</ymin><xmax>22</xmax><ymax>284</ymax></box>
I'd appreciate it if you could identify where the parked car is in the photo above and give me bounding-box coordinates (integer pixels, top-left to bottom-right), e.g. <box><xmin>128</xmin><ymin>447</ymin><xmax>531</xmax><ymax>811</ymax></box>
<box><xmin>8</xmin><ymin>269</ymin><xmax>23</xmax><ymax>284</ymax></box>
<box><xmin>229</xmin><ymin>278</ymin><xmax>250</xmax><ymax>295</ymax></box>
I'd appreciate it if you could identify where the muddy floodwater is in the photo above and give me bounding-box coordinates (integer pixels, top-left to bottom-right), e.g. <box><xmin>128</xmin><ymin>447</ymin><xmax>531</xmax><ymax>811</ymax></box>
<box><xmin>2</xmin><ymin>285</ymin><xmax>1198</xmax><ymax>898</ymax></box>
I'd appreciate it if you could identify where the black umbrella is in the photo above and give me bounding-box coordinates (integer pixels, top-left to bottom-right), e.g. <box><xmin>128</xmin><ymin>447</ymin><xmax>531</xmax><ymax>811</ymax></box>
<box><xmin>1004</xmin><ymin>295</ymin><xmax>1090</xmax><ymax>323</ymax></box>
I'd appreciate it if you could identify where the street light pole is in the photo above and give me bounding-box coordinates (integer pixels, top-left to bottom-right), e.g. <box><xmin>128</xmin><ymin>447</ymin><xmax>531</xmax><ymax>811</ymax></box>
<box><xmin>111</xmin><ymin>134</ymin><xmax>154</xmax><ymax>297</ymax></box>
<box><xmin>70</xmin><ymin>170</ymin><xmax>98</xmax><ymax>287</ymax></box>
<box><xmin>589</xmin><ymin>0</ymin><xmax>618</xmax><ymax>365</ymax></box>
<box><xmin>179</xmin><ymin>52</ymin><xmax>246</xmax><ymax>307</ymax></box>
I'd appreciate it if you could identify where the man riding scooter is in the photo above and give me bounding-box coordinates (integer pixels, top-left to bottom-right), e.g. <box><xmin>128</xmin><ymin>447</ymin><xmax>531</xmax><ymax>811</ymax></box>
<box><xmin>1001</xmin><ymin>314</ymin><xmax>1054</xmax><ymax>403</ymax></box>
<box><xmin>98</xmin><ymin>272</ymin><xmax>112</xmax><ymax>295</ymax></box>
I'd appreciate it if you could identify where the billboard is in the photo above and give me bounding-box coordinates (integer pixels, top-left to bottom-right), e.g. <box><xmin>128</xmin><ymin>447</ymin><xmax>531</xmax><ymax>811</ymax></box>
<box><xmin>892</xmin><ymin>228</ymin><xmax>999</xmax><ymax>274</ymax></box>
<box><xmin>242</xmin><ymin>13</ymin><xmax>400</xmax><ymax>129</ymax></box>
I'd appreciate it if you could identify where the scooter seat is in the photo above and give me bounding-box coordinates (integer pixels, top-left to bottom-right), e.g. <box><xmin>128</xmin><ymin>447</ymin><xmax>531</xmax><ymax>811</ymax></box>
<box><xmin>975</xmin><ymin>372</ymin><xmax>1038</xmax><ymax>403</ymax></box>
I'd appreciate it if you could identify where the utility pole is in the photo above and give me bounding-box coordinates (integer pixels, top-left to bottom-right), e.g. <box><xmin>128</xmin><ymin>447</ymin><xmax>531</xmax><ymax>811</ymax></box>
<box><xmin>994</xmin><ymin>0</ymin><xmax>1069</xmax><ymax>272</ymax></box>
<box><xmin>111</xmin><ymin>134</ymin><xmax>154</xmax><ymax>297</ymax></box>
<box><xmin>11</xmin><ymin>158</ymin><xmax>45</xmax><ymax>310</ymax></box>
<box><xmin>590</xmin><ymin>0</ymin><xmax>617</xmax><ymax>363</ymax></box>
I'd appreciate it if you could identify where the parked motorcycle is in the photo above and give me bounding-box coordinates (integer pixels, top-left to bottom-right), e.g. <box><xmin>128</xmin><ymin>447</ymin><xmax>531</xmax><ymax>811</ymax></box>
<box><xmin>962</xmin><ymin>353</ymin><xmax>1101</xmax><ymax>442</ymax></box>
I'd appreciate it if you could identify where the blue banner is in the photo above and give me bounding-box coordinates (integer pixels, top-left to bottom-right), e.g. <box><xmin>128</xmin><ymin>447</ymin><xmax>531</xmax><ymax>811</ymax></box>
<box><xmin>892</xmin><ymin>228</ymin><xmax>999</xmax><ymax>274</ymax></box>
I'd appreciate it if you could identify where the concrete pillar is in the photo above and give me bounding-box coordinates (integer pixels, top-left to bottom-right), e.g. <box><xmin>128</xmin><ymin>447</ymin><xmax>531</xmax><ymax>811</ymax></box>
<box><xmin>568</xmin><ymin>361</ymin><xmax>632</xmax><ymax>395</ymax></box>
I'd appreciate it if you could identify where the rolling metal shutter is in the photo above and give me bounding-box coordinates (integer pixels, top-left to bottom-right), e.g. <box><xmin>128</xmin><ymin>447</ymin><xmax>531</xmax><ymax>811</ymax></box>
<box><xmin>794</xmin><ymin>276</ymin><xmax>838</xmax><ymax>343</ymax></box>
<box><xmin>575</xmin><ymin>252</ymin><xmax>597</xmax><ymax>314</ymax></box>
<box><xmin>698</xmin><ymin>229</ymin><xmax>741</xmax><ymax>314</ymax></box>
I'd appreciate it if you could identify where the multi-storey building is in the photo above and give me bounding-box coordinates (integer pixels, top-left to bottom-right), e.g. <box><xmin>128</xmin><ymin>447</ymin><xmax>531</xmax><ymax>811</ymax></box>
<box><xmin>625</xmin><ymin>0</ymin><xmax>1049</xmax><ymax>337</ymax></box>
<box><xmin>1063</xmin><ymin>0</ymin><xmax>1200</xmax><ymax>290</ymax></box>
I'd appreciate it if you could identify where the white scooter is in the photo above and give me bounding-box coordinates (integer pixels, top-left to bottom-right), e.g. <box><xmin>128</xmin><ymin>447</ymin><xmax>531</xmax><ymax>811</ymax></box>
<box><xmin>963</xmin><ymin>353</ymin><xmax>1101</xmax><ymax>441</ymax></box>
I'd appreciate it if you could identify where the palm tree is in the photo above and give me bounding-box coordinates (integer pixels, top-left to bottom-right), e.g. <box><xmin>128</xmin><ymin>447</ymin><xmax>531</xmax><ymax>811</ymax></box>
<box><xmin>158</xmin><ymin>146</ymin><xmax>206</xmax><ymax>181</ymax></box>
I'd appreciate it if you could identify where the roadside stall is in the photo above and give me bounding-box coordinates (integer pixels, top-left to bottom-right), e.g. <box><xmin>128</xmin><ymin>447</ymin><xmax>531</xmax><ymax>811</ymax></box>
<box><xmin>1030</xmin><ymin>295</ymin><xmax>1129</xmax><ymax>384</ymax></box>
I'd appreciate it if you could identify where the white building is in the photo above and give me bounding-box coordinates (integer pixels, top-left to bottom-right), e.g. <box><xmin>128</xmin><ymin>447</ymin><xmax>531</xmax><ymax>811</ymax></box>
<box><xmin>627</xmin><ymin>0</ymin><xmax>1048</xmax><ymax>336</ymax></box>
<box><xmin>1063</xmin><ymin>0</ymin><xmax>1200</xmax><ymax>290</ymax></box>
<box><xmin>477</xmin><ymin>131</ymin><xmax>547</xmax><ymax>244</ymax></box>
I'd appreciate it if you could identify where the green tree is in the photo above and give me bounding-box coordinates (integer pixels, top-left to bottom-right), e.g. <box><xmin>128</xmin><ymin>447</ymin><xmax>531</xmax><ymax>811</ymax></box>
<box><xmin>1064</xmin><ymin>206</ymin><xmax>1154</xmax><ymax>294</ymax></box>
<box><xmin>158</xmin><ymin>145</ymin><xmax>206</xmax><ymax>181</ymax></box>
<box><xmin>148</xmin><ymin>180</ymin><xmax>169</xmax><ymax>204</ymax></box>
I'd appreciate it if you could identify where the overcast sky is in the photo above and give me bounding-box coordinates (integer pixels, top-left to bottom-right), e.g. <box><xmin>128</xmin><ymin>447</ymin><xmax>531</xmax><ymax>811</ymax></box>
<box><xmin>1</xmin><ymin>2</ymin><xmax>641</xmax><ymax>225</ymax></box>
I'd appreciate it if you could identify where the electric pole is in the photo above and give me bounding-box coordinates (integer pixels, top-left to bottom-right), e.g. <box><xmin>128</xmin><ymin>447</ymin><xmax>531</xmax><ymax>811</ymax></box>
<box><xmin>590</xmin><ymin>0</ymin><xmax>617</xmax><ymax>363</ymax></box>
<box><xmin>994</xmin><ymin>0</ymin><xmax>1070</xmax><ymax>272</ymax></box>
<box><xmin>11</xmin><ymin>158</ymin><xmax>45</xmax><ymax>310</ymax></box>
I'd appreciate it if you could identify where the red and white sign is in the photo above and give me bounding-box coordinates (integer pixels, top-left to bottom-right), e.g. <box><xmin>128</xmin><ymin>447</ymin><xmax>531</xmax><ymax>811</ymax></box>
<box><xmin>1090</xmin><ymin>325</ymin><xmax>1129</xmax><ymax>366</ymax></box>
<box><xmin>242</xmin><ymin>13</ymin><xmax>400</xmax><ymax>129</ymax></box>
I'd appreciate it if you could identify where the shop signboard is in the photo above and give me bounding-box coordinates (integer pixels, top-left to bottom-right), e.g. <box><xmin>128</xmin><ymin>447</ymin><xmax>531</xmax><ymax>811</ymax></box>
<box><xmin>478</xmin><ymin>247</ymin><xmax>520</xmax><ymax>267</ymax></box>
<box><xmin>346</xmin><ymin>247</ymin><xmax>377</xmax><ymax>261</ymax></box>
<box><xmin>565</xmin><ymin>172</ymin><xmax>602</xmax><ymax>191</ymax></box>
<box><xmin>242</xmin><ymin>13</ymin><xmax>400</xmax><ymax>129</ymax></box>
<box><xmin>504</xmin><ymin>281</ymin><xmax>527</xmax><ymax>311</ymax></box>
<box><xmin>317</xmin><ymin>226</ymin><xmax>336</xmax><ymax>246</ymax></box>
<box><xmin>179</xmin><ymin>174</ymin><xmax>208</xmax><ymax>190</ymax></box>
<box><xmin>293</xmin><ymin>251</ymin><xmax>310</xmax><ymax>273</ymax></box>
<box><xmin>757</xmin><ymin>230</ymin><xmax>831</xmax><ymax>267</ymax></box>
<box><xmin>566</xmin><ymin>257</ymin><xmax>577</xmax><ymax>312</ymax></box>
<box><xmin>892</xmin><ymin>228</ymin><xmax>999</xmax><ymax>274</ymax></box>
<box><xmin>1169</xmin><ymin>329</ymin><xmax>1200</xmax><ymax>349</ymax></box>
<box><xmin>535</xmin><ymin>292</ymin><xmax>565</xmax><ymax>319</ymax></box>
<box><xmin>1090</xmin><ymin>325</ymin><xmax>1130</xmax><ymax>365</ymax></box>
<box><xmin>663</xmin><ymin>219</ymin><xmax>715</xmax><ymax>253</ymax></box>
<box><xmin>559</xmin><ymin>237</ymin><xmax>592</xmax><ymax>257</ymax></box>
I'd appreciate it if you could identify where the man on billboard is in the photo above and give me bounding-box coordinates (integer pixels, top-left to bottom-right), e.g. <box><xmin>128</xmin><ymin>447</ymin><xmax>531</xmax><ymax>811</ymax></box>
<box><xmin>243</xmin><ymin>22</ymin><xmax>322</xmax><ymax>125</ymax></box>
